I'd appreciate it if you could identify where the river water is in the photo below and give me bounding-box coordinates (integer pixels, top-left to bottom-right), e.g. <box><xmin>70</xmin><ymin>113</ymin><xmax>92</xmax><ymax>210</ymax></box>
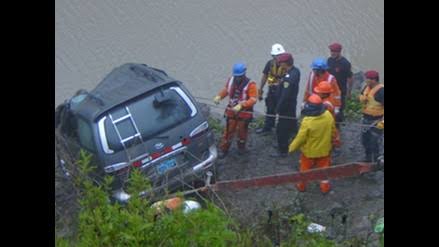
<box><xmin>55</xmin><ymin>0</ymin><xmax>383</xmax><ymax>114</ymax></box>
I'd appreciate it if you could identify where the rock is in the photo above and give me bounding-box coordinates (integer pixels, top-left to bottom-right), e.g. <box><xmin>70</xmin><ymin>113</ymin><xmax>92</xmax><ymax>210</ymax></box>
<box><xmin>369</xmin><ymin>189</ymin><xmax>383</xmax><ymax>198</ymax></box>
<box><xmin>364</xmin><ymin>171</ymin><xmax>384</xmax><ymax>183</ymax></box>
<box><xmin>374</xmin><ymin>171</ymin><xmax>384</xmax><ymax>183</ymax></box>
<box><xmin>364</xmin><ymin>172</ymin><xmax>376</xmax><ymax>180</ymax></box>
<box><xmin>326</xmin><ymin>226</ymin><xmax>337</xmax><ymax>239</ymax></box>
<box><xmin>328</xmin><ymin>202</ymin><xmax>344</xmax><ymax>215</ymax></box>
<box><xmin>349</xmin><ymin>215</ymin><xmax>372</xmax><ymax>238</ymax></box>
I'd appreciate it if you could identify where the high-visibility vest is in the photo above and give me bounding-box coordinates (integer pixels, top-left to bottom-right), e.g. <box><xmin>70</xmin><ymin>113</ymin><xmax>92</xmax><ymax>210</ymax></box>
<box><xmin>267</xmin><ymin>60</ymin><xmax>285</xmax><ymax>86</ymax></box>
<box><xmin>362</xmin><ymin>84</ymin><xmax>384</xmax><ymax>117</ymax></box>
<box><xmin>225</xmin><ymin>76</ymin><xmax>255</xmax><ymax>119</ymax></box>
<box><xmin>305</xmin><ymin>71</ymin><xmax>342</xmax><ymax>108</ymax></box>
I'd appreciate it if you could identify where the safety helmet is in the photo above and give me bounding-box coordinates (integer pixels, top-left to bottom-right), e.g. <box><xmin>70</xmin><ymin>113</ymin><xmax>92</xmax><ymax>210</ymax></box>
<box><xmin>328</xmin><ymin>42</ymin><xmax>342</xmax><ymax>52</ymax></box>
<box><xmin>307</xmin><ymin>94</ymin><xmax>323</xmax><ymax>104</ymax></box>
<box><xmin>277</xmin><ymin>53</ymin><xmax>293</xmax><ymax>64</ymax></box>
<box><xmin>310</xmin><ymin>58</ymin><xmax>328</xmax><ymax>70</ymax></box>
<box><xmin>314</xmin><ymin>81</ymin><xmax>333</xmax><ymax>94</ymax></box>
<box><xmin>364</xmin><ymin>70</ymin><xmax>379</xmax><ymax>80</ymax></box>
<box><xmin>271</xmin><ymin>43</ymin><xmax>286</xmax><ymax>56</ymax></box>
<box><xmin>233</xmin><ymin>63</ymin><xmax>247</xmax><ymax>76</ymax></box>
<box><xmin>182</xmin><ymin>200</ymin><xmax>202</xmax><ymax>214</ymax></box>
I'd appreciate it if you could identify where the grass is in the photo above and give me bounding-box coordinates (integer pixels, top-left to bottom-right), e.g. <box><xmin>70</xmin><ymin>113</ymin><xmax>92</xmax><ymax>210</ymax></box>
<box><xmin>249</xmin><ymin>116</ymin><xmax>265</xmax><ymax>129</ymax></box>
<box><xmin>207</xmin><ymin>116</ymin><xmax>223</xmax><ymax>135</ymax></box>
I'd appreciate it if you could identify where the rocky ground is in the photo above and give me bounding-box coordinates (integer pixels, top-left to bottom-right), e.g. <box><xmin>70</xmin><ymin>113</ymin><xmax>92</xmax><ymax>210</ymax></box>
<box><xmin>206</xmin><ymin>112</ymin><xmax>384</xmax><ymax>245</ymax></box>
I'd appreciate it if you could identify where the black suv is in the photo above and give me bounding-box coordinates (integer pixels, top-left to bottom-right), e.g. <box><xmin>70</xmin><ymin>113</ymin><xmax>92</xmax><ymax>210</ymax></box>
<box><xmin>55</xmin><ymin>63</ymin><xmax>217</xmax><ymax>203</ymax></box>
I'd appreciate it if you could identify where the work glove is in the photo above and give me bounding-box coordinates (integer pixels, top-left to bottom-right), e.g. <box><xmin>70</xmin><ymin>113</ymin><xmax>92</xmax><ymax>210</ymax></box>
<box><xmin>376</xmin><ymin>120</ymin><xmax>384</xmax><ymax>129</ymax></box>
<box><xmin>213</xmin><ymin>95</ymin><xmax>221</xmax><ymax>105</ymax></box>
<box><xmin>232</xmin><ymin>104</ymin><xmax>242</xmax><ymax>112</ymax></box>
<box><xmin>258</xmin><ymin>89</ymin><xmax>264</xmax><ymax>101</ymax></box>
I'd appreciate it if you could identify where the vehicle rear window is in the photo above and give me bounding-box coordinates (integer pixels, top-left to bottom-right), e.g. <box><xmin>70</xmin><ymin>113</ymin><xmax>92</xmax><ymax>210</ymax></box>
<box><xmin>101</xmin><ymin>85</ymin><xmax>194</xmax><ymax>152</ymax></box>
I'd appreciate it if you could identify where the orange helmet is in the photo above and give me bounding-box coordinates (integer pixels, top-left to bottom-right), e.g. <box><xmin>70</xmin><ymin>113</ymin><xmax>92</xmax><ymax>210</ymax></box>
<box><xmin>307</xmin><ymin>94</ymin><xmax>322</xmax><ymax>104</ymax></box>
<box><xmin>314</xmin><ymin>81</ymin><xmax>333</xmax><ymax>94</ymax></box>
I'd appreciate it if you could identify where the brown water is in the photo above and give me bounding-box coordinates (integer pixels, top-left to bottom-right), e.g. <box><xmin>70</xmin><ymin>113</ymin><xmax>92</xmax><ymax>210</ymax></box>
<box><xmin>55</xmin><ymin>0</ymin><xmax>383</xmax><ymax>114</ymax></box>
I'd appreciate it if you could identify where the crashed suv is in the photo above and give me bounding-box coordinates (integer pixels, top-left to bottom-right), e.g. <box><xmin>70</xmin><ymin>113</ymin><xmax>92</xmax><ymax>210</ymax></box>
<box><xmin>55</xmin><ymin>63</ymin><xmax>217</xmax><ymax>203</ymax></box>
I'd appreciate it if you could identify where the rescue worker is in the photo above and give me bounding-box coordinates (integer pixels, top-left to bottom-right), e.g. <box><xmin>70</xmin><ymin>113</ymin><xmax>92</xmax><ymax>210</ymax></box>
<box><xmin>359</xmin><ymin>70</ymin><xmax>384</xmax><ymax>162</ymax></box>
<box><xmin>315</xmin><ymin>80</ymin><xmax>342</xmax><ymax>154</ymax></box>
<box><xmin>256</xmin><ymin>43</ymin><xmax>286</xmax><ymax>134</ymax></box>
<box><xmin>213</xmin><ymin>63</ymin><xmax>258</xmax><ymax>159</ymax></box>
<box><xmin>314</xmin><ymin>81</ymin><xmax>336</xmax><ymax>117</ymax></box>
<box><xmin>327</xmin><ymin>42</ymin><xmax>353</xmax><ymax>123</ymax></box>
<box><xmin>303</xmin><ymin>58</ymin><xmax>342</xmax><ymax>118</ymax></box>
<box><xmin>270</xmin><ymin>53</ymin><xmax>300</xmax><ymax>158</ymax></box>
<box><xmin>288</xmin><ymin>94</ymin><xmax>339</xmax><ymax>194</ymax></box>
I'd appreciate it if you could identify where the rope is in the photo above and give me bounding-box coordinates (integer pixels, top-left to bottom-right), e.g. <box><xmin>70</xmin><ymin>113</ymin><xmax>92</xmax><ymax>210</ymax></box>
<box><xmin>56</xmin><ymin>91</ymin><xmax>383</xmax><ymax>209</ymax></box>
<box><xmin>194</xmin><ymin>96</ymin><xmax>384</xmax><ymax>129</ymax></box>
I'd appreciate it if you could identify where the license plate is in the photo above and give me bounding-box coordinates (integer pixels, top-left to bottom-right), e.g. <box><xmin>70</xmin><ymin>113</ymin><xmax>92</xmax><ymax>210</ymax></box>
<box><xmin>157</xmin><ymin>158</ymin><xmax>176</xmax><ymax>175</ymax></box>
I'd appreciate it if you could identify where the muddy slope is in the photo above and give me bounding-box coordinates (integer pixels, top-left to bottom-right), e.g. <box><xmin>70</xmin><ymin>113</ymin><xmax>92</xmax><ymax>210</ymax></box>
<box><xmin>209</xmin><ymin>119</ymin><xmax>383</xmax><ymax>245</ymax></box>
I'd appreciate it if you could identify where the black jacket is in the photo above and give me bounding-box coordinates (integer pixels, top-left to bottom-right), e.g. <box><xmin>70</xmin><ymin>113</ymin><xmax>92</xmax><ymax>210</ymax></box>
<box><xmin>276</xmin><ymin>66</ymin><xmax>300</xmax><ymax>116</ymax></box>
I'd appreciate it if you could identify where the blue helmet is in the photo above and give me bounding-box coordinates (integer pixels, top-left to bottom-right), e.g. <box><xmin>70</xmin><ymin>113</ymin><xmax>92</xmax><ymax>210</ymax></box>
<box><xmin>233</xmin><ymin>63</ymin><xmax>247</xmax><ymax>76</ymax></box>
<box><xmin>310</xmin><ymin>58</ymin><xmax>328</xmax><ymax>70</ymax></box>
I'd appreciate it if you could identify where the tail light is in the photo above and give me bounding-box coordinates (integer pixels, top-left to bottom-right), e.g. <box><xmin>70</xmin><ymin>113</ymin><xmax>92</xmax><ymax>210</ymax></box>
<box><xmin>132</xmin><ymin>160</ymin><xmax>142</xmax><ymax>168</ymax></box>
<box><xmin>181</xmin><ymin>137</ymin><xmax>191</xmax><ymax>146</ymax></box>
<box><xmin>164</xmin><ymin>146</ymin><xmax>173</xmax><ymax>153</ymax></box>
<box><xmin>151</xmin><ymin>152</ymin><xmax>161</xmax><ymax>160</ymax></box>
<box><xmin>190</xmin><ymin>121</ymin><xmax>209</xmax><ymax>139</ymax></box>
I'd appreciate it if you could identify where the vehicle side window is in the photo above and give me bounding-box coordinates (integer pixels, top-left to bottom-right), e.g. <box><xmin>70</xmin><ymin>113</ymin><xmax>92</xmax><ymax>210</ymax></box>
<box><xmin>58</xmin><ymin>106</ymin><xmax>77</xmax><ymax>138</ymax></box>
<box><xmin>77</xmin><ymin>118</ymin><xmax>96</xmax><ymax>152</ymax></box>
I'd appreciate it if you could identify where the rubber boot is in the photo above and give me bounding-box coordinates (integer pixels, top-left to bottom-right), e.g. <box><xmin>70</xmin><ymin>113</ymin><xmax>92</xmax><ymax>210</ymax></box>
<box><xmin>320</xmin><ymin>180</ymin><xmax>331</xmax><ymax>194</ymax></box>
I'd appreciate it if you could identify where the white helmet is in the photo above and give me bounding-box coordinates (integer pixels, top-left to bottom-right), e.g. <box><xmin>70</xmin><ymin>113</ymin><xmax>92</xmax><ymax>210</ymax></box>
<box><xmin>182</xmin><ymin>200</ymin><xmax>201</xmax><ymax>214</ymax></box>
<box><xmin>271</xmin><ymin>43</ymin><xmax>285</xmax><ymax>56</ymax></box>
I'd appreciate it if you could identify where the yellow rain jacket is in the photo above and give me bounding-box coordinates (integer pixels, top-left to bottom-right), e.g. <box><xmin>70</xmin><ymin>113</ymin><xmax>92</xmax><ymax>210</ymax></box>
<box><xmin>288</xmin><ymin>110</ymin><xmax>336</xmax><ymax>158</ymax></box>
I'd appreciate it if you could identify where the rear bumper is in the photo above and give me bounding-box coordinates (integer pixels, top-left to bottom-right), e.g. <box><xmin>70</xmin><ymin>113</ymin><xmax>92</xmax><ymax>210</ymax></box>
<box><xmin>112</xmin><ymin>144</ymin><xmax>217</xmax><ymax>203</ymax></box>
<box><xmin>192</xmin><ymin>144</ymin><xmax>217</xmax><ymax>171</ymax></box>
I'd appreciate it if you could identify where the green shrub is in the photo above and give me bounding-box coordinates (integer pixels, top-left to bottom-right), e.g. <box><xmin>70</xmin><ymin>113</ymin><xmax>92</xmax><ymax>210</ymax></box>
<box><xmin>249</xmin><ymin>116</ymin><xmax>265</xmax><ymax>129</ymax></box>
<box><xmin>344</xmin><ymin>93</ymin><xmax>363</xmax><ymax>121</ymax></box>
<box><xmin>283</xmin><ymin>214</ymin><xmax>337</xmax><ymax>247</ymax></box>
<box><xmin>208</xmin><ymin>116</ymin><xmax>223</xmax><ymax>135</ymax></box>
<box><xmin>56</xmin><ymin>150</ymin><xmax>237</xmax><ymax>247</ymax></box>
<box><xmin>56</xmin><ymin>151</ymin><xmax>377</xmax><ymax>247</ymax></box>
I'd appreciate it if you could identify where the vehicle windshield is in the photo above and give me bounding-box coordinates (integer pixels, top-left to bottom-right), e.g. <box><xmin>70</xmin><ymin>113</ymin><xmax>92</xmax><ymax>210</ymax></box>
<box><xmin>100</xmin><ymin>85</ymin><xmax>195</xmax><ymax>152</ymax></box>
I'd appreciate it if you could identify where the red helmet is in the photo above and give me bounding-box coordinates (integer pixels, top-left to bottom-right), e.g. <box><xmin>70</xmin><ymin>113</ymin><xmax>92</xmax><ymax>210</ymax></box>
<box><xmin>314</xmin><ymin>81</ymin><xmax>333</xmax><ymax>94</ymax></box>
<box><xmin>276</xmin><ymin>53</ymin><xmax>293</xmax><ymax>63</ymax></box>
<box><xmin>308</xmin><ymin>94</ymin><xmax>323</xmax><ymax>104</ymax></box>
<box><xmin>328</xmin><ymin>42</ymin><xmax>342</xmax><ymax>52</ymax></box>
<box><xmin>365</xmin><ymin>70</ymin><xmax>379</xmax><ymax>79</ymax></box>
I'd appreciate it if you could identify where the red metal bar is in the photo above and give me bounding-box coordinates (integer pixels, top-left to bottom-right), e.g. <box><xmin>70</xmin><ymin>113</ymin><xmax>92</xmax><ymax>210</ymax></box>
<box><xmin>211</xmin><ymin>162</ymin><xmax>374</xmax><ymax>191</ymax></box>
